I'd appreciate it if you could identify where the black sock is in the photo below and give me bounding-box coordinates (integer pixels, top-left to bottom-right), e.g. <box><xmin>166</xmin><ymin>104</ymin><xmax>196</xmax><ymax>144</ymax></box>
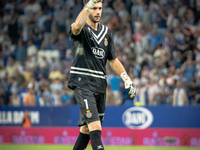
<box><xmin>73</xmin><ymin>132</ymin><xmax>90</xmax><ymax>150</ymax></box>
<box><xmin>90</xmin><ymin>130</ymin><xmax>104</xmax><ymax>150</ymax></box>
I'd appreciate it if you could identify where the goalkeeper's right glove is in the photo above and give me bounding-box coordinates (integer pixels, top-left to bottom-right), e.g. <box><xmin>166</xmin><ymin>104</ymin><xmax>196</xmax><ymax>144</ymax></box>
<box><xmin>84</xmin><ymin>0</ymin><xmax>100</xmax><ymax>12</ymax></box>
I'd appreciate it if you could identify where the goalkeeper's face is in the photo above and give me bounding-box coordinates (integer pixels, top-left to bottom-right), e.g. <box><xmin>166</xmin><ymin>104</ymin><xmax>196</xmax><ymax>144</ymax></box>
<box><xmin>89</xmin><ymin>2</ymin><xmax>102</xmax><ymax>23</ymax></box>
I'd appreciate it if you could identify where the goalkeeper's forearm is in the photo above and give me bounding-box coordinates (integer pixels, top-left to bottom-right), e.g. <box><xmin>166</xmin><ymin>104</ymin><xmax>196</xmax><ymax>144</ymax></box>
<box><xmin>71</xmin><ymin>0</ymin><xmax>97</xmax><ymax>35</ymax></box>
<box><xmin>109</xmin><ymin>58</ymin><xmax>132</xmax><ymax>83</ymax></box>
<box><xmin>109</xmin><ymin>58</ymin><xmax>126</xmax><ymax>77</ymax></box>
<box><xmin>109</xmin><ymin>58</ymin><xmax>136</xmax><ymax>98</ymax></box>
<box><xmin>71</xmin><ymin>9</ymin><xmax>90</xmax><ymax>35</ymax></box>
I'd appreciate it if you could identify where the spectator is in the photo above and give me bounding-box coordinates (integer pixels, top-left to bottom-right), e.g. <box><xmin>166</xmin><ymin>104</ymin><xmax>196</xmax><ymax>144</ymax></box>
<box><xmin>172</xmin><ymin>80</ymin><xmax>189</xmax><ymax>106</ymax></box>
<box><xmin>60</xmin><ymin>89</ymin><xmax>71</xmax><ymax>106</ymax></box>
<box><xmin>23</xmin><ymin>88</ymin><xmax>37</xmax><ymax>106</ymax></box>
<box><xmin>153</xmin><ymin>44</ymin><xmax>166</xmax><ymax>68</ymax></box>
<box><xmin>54</xmin><ymin>6</ymin><xmax>66</xmax><ymax>32</ymax></box>
<box><xmin>188</xmin><ymin>79</ymin><xmax>198</xmax><ymax>105</ymax></box>
<box><xmin>8</xmin><ymin>17</ymin><xmax>20</xmax><ymax>44</ymax></box>
<box><xmin>148</xmin><ymin>78</ymin><xmax>161</xmax><ymax>105</ymax></box>
<box><xmin>166</xmin><ymin>72</ymin><xmax>174</xmax><ymax>87</ymax></box>
<box><xmin>17</xmin><ymin>61</ymin><xmax>26</xmax><ymax>74</ymax></box>
<box><xmin>142</xmin><ymin>4</ymin><xmax>150</xmax><ymax>26</ymax></box>
<box><xmin>27</xmin><ymin>76</ymin><xmax>39</xmax><ymax>93</ymax></box>
<box><xmin>0</xmin><ymin>65</ymin><xmax>6</xmax><ymax>80</ymax></box>
<box><xmin>43</xmin><ymin>14</ymin><xmax>53</xmax><ymax>42</ymax></box>
<box><xmin>51</xmin><ymin>91</ymin><xmax>62</xmax><ymax>106</ymax></box>
<box><xmin>194</xmin><ymin>48</ymin><xmax>200</xmax><ymax>72</ymax></box>
<box><xmin>178</xmin><ymin>28</ymin><xmax>195</xmax><ymax>64</ymax></box>
<box><xmin>27</xmin><ymin>40</ymin><xmax>38</xmax><ymax>60</ymax></box>
<box><xmin>180</xmin><ymin>58</ymin><xmax>196</xmax><ymax>82</ymax></box>
<box><xmin>24</xmin><ymin>0</ymin><xmax>41</xmax><ymax>15</ymax></box>
<box><xmin>195</xmin><ymin>85</ymin><xmax>200</xmax><ymax>104</ymax></box>
<box><xmin>41</xmin><ymin>38</ymin><xmax>56</xmax><ymax>50</ymax></box>
<box><xmin>177</xmin><ymin>1</ymin><xmax>187</xmax><ymax>18</ymax></box>
<box><xmin>0</xmin><ymin>32</ymin><xmax>11</xmax><ymax>46</ymax></box>
<box><xmin>156</xmin><ymin>6</ymin><xmax>167</xmax><ymax>36</ymax></box>
<box><xmin>135</xmin><ymin>77</ymin><xmax>148</xmax><ymax>106</ymax></box>
<box><xmin>18</xmin><ymin>83</ymin><xmax>28</xmax><ymax>97</ymax></box>
<box><xmin>129</xmin><ymin>61</ymin><xmax>141</xmax><ymax>78</ymax></box>
<box><xmin>56</xmin><ymin>33</ymin><xmax>68</xmax><ymax>60</ymax></box>
<box><xmin>149</xmin><ymin>28</ymin><xmax>161</xmax><ymax>54</ymax></box>
<box><xmin>49</xmin><ymin>57</ymin><xmax>60</xmax><ymax>72</ymax></box>
<box><xmin>109</xmin><ymin>75</ymin><xmax>122</xmax><ymax>105</ymax></box>
<box><xmin>6</xmin><ymin>56</ymin><xmax>17</xmax><ymax>78</ymax></box>
<box><xmin>23</xmin><ymin>67</ymin><xmax>32</xmax><ymax>83</ymax></box>
<box><xmin>38</xmin><ymin>77</ymin><xmax>49</xmax><ymax>95</ymax></box>
<box><xmin>2</xmin><ymin>45</ymin><xmax>11</xmax><ymax>67</ymax></box>
<box><xmin>106</xmin><ymin>84</ymin><xmax>115</xmax><ymax>105</ymax></box>
<box><xmin>21</xmin><ymin>110</ymin><xmax>31</xmax><ymax>128</ymax></box>
<box><xmin>36</xmin><ymin>11</ymin><xmax>46</xmax><ymax>32</ymax></box>
<box><xmin>0</xmin><ymin>86</ymin><xmax>11</xmax><ymax>105</ymax></box>
<box><xmin>26</xmin><ymin>56</ymin><xmax>36</xmax><ymax>71</ymax></box>
<box><xmin>50</xmin><ymin>79</ymin><xmax>63</xmax><ymax>94</ymax></box>
<box><xmin>15</xmin><ymin>68</ymin><xmax>25</xmax><ymax>86</ymax></box>
<box><xmin>11</xmin><ymin>91</ymin><xmax>20</xmax><ymax>106</ymax></box>
<box><xmin>2</xmin><ymin>10</ymin><xmax>11</xmax><ymax>25</ymax></box>
<box><xmin>42</xmin><ymin>86</ymin><xmax>51</xmax><ymax>106</ymax></box>
<box><xmin>72</xmin><ymin>0</ymin><xmax>82</xmax><ymax>21</ymax></box>
<box><xmin>15</xmin><ymin>40</ymin><xmax>27</xmax><ymax>62</ymax></box>
<box><xmin>9</xmin><ymin>77</ymin><xmax>18</xmax><ymax>95</ymax></box>
<box><xmin>49</xmin><ymin>66</ymin><xmax>63</xmax><ymax>80</ymax></box>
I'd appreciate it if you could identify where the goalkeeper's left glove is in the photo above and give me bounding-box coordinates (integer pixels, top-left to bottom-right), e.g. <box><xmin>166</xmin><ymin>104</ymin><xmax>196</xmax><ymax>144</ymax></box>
<box><xmin>120</xmin><ymin>72</ymin><xmax>136</xmax><ymax>99</ymax></box>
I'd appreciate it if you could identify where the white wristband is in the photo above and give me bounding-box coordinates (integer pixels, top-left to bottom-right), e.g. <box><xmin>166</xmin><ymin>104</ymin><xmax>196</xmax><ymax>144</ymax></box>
<box><xmin>120</xmin><ymin>72</ymin><xmax>131</xmax><ymax>82</ymax></box>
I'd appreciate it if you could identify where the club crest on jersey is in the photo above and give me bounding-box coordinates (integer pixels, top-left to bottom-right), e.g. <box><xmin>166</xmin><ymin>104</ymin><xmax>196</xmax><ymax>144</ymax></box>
<box><xmin>91</xmin><ymin>47</ymin><xmax>105</xmax><ymax>59</ymax></box>
<box><xmin>104</xmin><ymin>38</ymin><xmax>108</xmax><ymax>46</ymax></box>
<box><xmin>86</xmin><ymin>110</ymin><xmax>92</xmax><ymax>118</ymax></box>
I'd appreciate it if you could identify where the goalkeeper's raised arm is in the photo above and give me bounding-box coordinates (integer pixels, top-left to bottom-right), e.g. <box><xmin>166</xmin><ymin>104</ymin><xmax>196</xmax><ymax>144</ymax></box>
<box><xmin>71</xmin><ymin>0</ymin><xmax>100</xmax><ymax>35</ymax></box>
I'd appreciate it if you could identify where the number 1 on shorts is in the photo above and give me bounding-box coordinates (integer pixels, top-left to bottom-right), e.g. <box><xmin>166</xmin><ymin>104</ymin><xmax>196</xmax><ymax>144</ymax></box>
<box><xmin>84</xmin><ymin>99</ymin><xmax>89</xmax><ymax>109</ymax></box>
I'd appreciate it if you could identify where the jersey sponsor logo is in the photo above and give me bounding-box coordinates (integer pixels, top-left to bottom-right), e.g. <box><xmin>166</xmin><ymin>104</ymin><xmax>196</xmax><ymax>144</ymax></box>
<box><xmin>86</xmin><ymin>110</ymin><xmax>92</xmax><ymax>118</ymax></box>
<box><xmin>104</xmin><ymin>38</ymin><xmax>108</xmax><ymax>46</ymax></box>
<box><xmin>92</xmin><ymin>47</ymin><xmax>105</xmax><ymax>59</ymax></box>
<box><xmin>122</xmin><ymin>107</ymin><xmax>153</xmax><ymax>129</ymax></box>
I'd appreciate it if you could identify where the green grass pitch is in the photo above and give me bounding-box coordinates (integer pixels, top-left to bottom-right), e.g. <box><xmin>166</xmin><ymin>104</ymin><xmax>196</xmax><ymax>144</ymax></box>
<box><xmin>0</xmin><ymin>144</ymin><xmax>200</xmax><ymax>150</ymax></box>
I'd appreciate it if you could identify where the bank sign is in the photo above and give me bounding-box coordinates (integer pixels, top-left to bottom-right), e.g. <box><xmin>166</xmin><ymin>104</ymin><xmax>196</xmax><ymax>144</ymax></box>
<box><xmin>122</xmin><ymin>107</ymin><xmax>153</xmax><ymax>129</ymax></box>
<box><xmin>0</xmin><ymin>111</ymin><xmax>39</xmax><ymax>125</ymax></box>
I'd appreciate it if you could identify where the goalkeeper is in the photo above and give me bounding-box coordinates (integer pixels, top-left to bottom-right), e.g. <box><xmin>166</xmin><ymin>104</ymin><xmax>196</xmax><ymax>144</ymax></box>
<box><xmin>68</xmin><ymin>0</ymin><xmax>136</xmax><ymax>149</ymax></box>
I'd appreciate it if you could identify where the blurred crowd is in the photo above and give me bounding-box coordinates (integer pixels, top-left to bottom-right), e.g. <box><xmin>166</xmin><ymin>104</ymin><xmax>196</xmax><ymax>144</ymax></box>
<box><xmin>0</xmin><ymin>0</ymin><xmax>200</xmax><ymax>107</ymax></box>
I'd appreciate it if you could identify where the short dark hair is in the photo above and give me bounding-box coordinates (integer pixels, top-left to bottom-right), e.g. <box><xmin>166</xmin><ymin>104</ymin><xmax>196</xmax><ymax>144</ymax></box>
<box><xmin>83</xmin><ymin>0</ymin><xmax>103</xmax><ymax>6</ymax></box>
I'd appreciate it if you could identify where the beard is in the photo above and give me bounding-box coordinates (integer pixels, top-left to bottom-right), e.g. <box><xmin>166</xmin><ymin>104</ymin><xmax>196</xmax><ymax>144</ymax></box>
<box><xmin>89</xmin><ymin>14</ymin><xmax>100</xmax><ymax>23</ymax></box>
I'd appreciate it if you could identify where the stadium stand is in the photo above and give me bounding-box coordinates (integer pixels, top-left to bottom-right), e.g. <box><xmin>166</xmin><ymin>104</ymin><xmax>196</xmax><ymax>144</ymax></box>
<box><xmin>0</xmin><ymin>0</ymin><xmax>200</xmax><ymax>107</ymax></box>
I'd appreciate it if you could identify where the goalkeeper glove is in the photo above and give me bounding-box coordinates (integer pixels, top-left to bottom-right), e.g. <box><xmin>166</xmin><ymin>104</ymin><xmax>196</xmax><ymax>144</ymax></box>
<box><xmin>84</xmin><ymin>0</ymin><xmax>100</xmax><ymax>12</ymax></box>
<box><xmin>120</xmin><ymin>72</ymin><xmax>136</xmax><ymax>99</ymax></box>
